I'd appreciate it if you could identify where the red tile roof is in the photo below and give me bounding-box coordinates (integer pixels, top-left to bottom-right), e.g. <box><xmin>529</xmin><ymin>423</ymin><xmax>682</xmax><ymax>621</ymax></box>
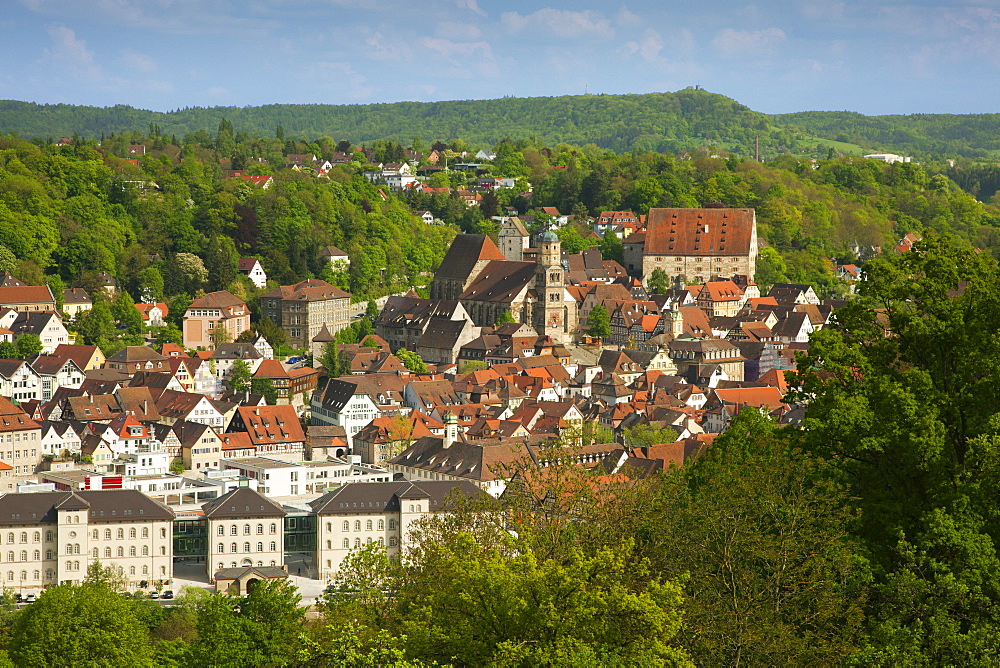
<box><xmin>643</xmin><ymin>208</ymin><xmax>755</xmax><ymax>257</ymax></box>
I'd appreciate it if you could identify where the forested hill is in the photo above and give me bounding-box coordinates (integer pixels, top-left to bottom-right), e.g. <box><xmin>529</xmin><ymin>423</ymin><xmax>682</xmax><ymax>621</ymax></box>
<box><xmin>0</xmin><ymin>90</ymin><xmax>795</xmax><ymax>156</ymax></box>
<box><xmin>774</xmin><ymin>110</ymin><xmax>1000</xmax><ymax>158</ymax></box>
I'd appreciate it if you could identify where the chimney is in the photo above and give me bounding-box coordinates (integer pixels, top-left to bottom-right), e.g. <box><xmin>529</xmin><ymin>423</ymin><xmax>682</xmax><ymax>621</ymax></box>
<box><xmin>443</xmin><ymin>412</ymin><xmax>458</xmax><ymax>449</ymax></box>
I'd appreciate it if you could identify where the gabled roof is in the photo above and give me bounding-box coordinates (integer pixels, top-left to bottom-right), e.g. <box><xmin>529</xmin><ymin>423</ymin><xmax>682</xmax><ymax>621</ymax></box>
<box><xmin>262</xmin><ymin>279</ymin><xmax>350</xmax><ymax>302</ymax></box>
<box><xmin>188</xmin><ymin>290</ymin><xmax>246</xmax><ymax>309</ymax></box>
<box><xmin>202</xmin><ymin>487</ymin><xmax>286</xmax><ymax>519</ymax></box>
<box><xmin>310</xmin><ymin>480</ymin><xmax>483</xmax><ymax>514</ymax></box>
<box><xmin>643</xmin><ymin>208</ymin><xmax>755</xmax><ymax>256</ymax></box>
<box><xmin>0</xmin><ymin>285</ymin><xmax>54</xmax><ymax>305</ymax></box>
<box><xmin>436</xmin><ymin>234</ymin><xmax>506</xmax><ymax>281</ymax></box>
<box><xmin>460</xmin><ymin>260</ymin><xmax>536</xmax><ymax>303</ymax></box>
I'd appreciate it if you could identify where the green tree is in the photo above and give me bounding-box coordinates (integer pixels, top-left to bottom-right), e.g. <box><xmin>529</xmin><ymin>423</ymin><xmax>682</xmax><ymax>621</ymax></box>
<box><xmin>112</xmin><ymin>290</ymin><xmax>144</xmax><ymax>336</ymax></box>
<box><xmin>251</xmin><ymin>378</ymin><xmax>278</xmax><ymax>405</ymax></box>
<box><xmin>229</xmin><ymin>359</ymin><xmax>252</xmax><ymax>393</ymax></box>
<box><xmin>495</xmin><ymin>309</ymin><xmax>515</xmax><ymax>326</ymax></box>
<box><xmin>647</xmin><ymin>268</ymin><xmax>670</xmax><ymax>294</ymax></box>
<box><xmin>599</xmin><ymin>229</ymin><xmax>624</xmax><ymax>264</ymax></box>
<box><xmin>14</xmin><ymin>334</ymin><xmax>42</xmax><ymax>359</ymax></box>
<box><xmin>395</xmin><ymin>348</ymin><xmax>427</xmax><ymax>373</ymax></box>
<box><xmin>9</xmin><ymin>581</ymin><xmax>155</xmax><ymax>666</ymax></box>
<box><xmin>76</xmin><ymin>299</ymin><xmax>115</xmax><ymax>345</ymax></box>
<box><xmin>389</xmin><ymin>535</ymin><xmax>691</xmax><ymax>666</ymax></box>
<box><xmin>458</xmin><ymin>360</ymin><xmax>487</xmax><ymax>374</ymax></box>
<box><xmin>587</xmin><ymin>304</ymin><xmax>611</xmax><ymax>339</ymax></box>
<box><xmin>791</xmin><ymin>232</ymin><xmax>1000</xmax><ymax>660</ymax></box>
<box><xmin>620</xmin><ymin>423</ymin><xmax>678</xmax><ymax>450</ymax></box>
<box><xmin>636</xmin><ymin>408</ymin><xmax>867</xmax><ymax>665</ymax></box>
<box><xmin>192</xmin><ymin>579</ymin><xmax>305</xmax><ymax>667</ymax></box>
<box><xmin>0</xmin><ymin>341</ymin><xmax>17</xmax><ymax>360</ymax></box>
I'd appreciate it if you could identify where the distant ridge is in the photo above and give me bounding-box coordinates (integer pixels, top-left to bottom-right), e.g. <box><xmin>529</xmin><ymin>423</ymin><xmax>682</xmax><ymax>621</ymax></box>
<box><xmin>1</xmin><ymin>90</ymin><xmax>997</xmax><ymax>157</ymax></box>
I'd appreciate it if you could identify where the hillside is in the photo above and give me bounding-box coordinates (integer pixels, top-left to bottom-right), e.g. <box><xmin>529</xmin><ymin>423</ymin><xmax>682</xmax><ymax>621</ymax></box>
<box><xmin>0</xmin><ymin>90</ymin><xmax>798</xmax><ymax>156</ymax></box>
<box><xmin>774</xmin><ymin>110</ymin><xmax>1000</xmax><ymax>158</ymax></box>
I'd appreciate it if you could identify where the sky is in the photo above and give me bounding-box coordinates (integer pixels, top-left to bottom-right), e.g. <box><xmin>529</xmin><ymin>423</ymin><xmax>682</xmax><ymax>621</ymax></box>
<box><xmin>1</xmin><ymin>0</ymin><xmax>999</xmax><ymax>116</ymax></box>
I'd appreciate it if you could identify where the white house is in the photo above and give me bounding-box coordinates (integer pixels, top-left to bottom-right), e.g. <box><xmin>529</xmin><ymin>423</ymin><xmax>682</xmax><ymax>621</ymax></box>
<box><xmin>237</xmin><ymin>258</ymin><xmax>268</xmax><ymax>289</ymax></box>
<box><xmin>221</xmin><ymin>457</ymin><xmax>305</xmax><ymax>497</ymax></box>
<box><xmin>311</xmin><ymin>378</ymin><xmax>381</xmax><ymax>446</ymax></box>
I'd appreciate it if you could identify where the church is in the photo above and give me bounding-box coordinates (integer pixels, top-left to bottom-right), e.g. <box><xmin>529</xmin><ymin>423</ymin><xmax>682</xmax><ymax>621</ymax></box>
<box><xmin>430</xmin><ymin>232</ymin><xmax>578</xmax><ymax>344</ymax></box>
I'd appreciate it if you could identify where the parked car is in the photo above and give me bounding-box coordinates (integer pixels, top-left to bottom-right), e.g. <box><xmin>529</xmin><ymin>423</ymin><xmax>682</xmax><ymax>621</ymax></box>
<box><xmin>287</xmin><ymin>356</ymin><xmax>303</xmax><ymax>364</ymax></box>
<box><xmin>161</xmin><ymin>590</ymin><xmax>174</xmax><ymax>600</ymax></box>
<box><xmin>148</xmin><ymin>591</ymin><xmax>159</xmax><ymax>599</ymax></box>
<box><xmin>24</xmin><ymin>593</ymin><xmax>35</xmax><ymax>603</ymax></box>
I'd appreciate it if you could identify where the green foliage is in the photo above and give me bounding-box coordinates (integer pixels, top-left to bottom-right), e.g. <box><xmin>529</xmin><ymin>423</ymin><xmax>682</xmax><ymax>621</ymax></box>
<box><xmin>620</xmin><ymin>423</ymin><xmax>677</xmax><ymax>450</ymax></box>
<box><xmin>587</xmin><ymin>304</ymin><xmax>611</xmax><ymax>339</ymax></box>
<box><xmin>495</xmin><ymin>309</ymin><xmax>515</xmax><ymax>326</ymax></box>
<box><xmin>9</xmin><ymin>581</ymin><xmax>155</xmax><ymax>667</ymax></box>
<box><xmin>598</xmin><ymin>229</ymin><xmax>623</xmax><ymax>264</ymax></box>
<box><xmin>647</xmin><ymin>268</ymin><xmax>670</xmax><ymax>295</ymax></box>
<box><xmin>251</xmin><ymin>377</ymin><xmax>278</xmax><ymax>405</ymax></box>
<box><xmin>458</xmin><ymin>360</ymin><xmax>487</xmax><ymax>374</ymax></box>
<box><xmin>14</xmin><ymin>334</ymin><xmax>41</xmax><ymax>359</ymax></box>
<box><xmin>395</xmin><ymin>348</ymin><xmax>427</xmax><ymax>373</ymax></box>
<box><xmin>228</xmin><ymin>359</ymin><xmax>252</xmax><ymax>393</ymax></box>
<box><xmin>191</xmin><ymin>579</ymin><xmax>305</xmax><ymax>667</ymax></box>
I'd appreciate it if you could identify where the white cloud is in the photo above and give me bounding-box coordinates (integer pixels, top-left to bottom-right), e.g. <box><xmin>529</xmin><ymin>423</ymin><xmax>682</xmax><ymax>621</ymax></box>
<box><xmin>615</xmin><ymin>7</ymin><xmax>643</xmax><ymax>28</ymax></box>
<box><xmin>455</xmin><ymin>0</ymin><xmax>486</xmax><ymax>18</ymax></box>
<box><xmin>711</xmin><ymin>27</ymin><xmax>786</xmax><ymax>57</ymax></box>
<box><xmin>500</xmin><ymin>9</ymin><xmax>613</xmax><ymax>39</ymax></box>
<box><xmin>437</xmin><ymin>21</ymin><xmax>482</xmax><ymax>39</ymax></box>
<box><xmin>365</xmin><ymin>31</ymin><xmax>412</xmax><ymax>61</ymax></box>
<box><xmin>420</xmin><ymin>37</ymin><xmax>493</xmax><ymax>61</ymax></box>
<box><xmin>623</xmin><ymin>29</ymin><xmax>664</xmax><ymax>63</ymax></box>
<box><xmin>119</xmin><ymin>48</ymin><xmax>157</xmax><ymax>74</ymax></box>
<box><xmin>43</xmin><ymin>25</ymin><xmax>110</xmax><ymax>84</ymax></box>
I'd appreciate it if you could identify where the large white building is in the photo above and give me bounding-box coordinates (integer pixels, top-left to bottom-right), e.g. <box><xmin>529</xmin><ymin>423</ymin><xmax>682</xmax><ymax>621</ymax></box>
<box><xmin>310</xmin><ymin>479</ymin><xmax>482</xmax><ymax>578</ymax></box>
<box><xmin>0</xmin><ymin>489</ymin><xmax>175</xmax><ymax>589</ymax></box>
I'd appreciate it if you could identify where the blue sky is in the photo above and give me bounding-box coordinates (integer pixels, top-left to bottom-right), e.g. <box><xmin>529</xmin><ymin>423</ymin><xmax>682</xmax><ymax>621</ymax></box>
<box><xmin>1</xmin><ymin>0</ymin><xmax>998</xmax><ymax>116</ymax></box>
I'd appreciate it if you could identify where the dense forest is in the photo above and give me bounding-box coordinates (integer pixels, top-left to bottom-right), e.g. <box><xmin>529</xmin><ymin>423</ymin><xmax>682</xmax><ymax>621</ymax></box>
<box><xmin>7</xmin><ymin>89</ymin><xmax>1000</xmax><ymax>160</ymax></box>
<box><xmin>3</xmin><ymin>238</ymin><xmax>999</xmax><ymax>664</ymax></box>
<box><xmin>0</xmin><ymin>90</ymin><xmax>806</xmax><ymax>158</ymax></box>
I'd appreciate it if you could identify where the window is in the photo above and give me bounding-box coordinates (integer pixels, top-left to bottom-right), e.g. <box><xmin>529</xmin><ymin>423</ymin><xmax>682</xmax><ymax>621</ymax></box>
<box><xmin>160</xmin><ymin>546</ymin><xmax>166</xmax><ymax>556</ymax></box>
<box><xmin>5</xmin><ymin>534</ymin><xmax>10</xmax><ymax>545</ymax></box>
<box><xmin>129</xmin><ymin>546</ymin><xmax>136</xmax><ymax>557</ymax></box>
<box><xmin>389</xmin><ymin>520</ymin><xmax>396</xmax><ymax>530</ymax></box>
<box><xmin>32</xmin><ymin>550</ymin><xmax>38</xmax><ymax>560</ymax></box>
<box><xmin>218</xmin><ymin>526</ymin><xmax>225</xmax><ymax>536</ymax></box>
<box><xmin>230</xmin><ymin>525</ymin><xmax>237</xmax><ymax>536</ymax></box>
<box><xmin>161</xmin><ymin>528</ymin><xmax>167</xmax><ymax>539</ymax></box>
<box><xmin>354</xmin><ymin>538</ymin><xmax>360</xmax><ymax>548</ymax></box>
<box><xmin>377</xmin><ymin>520</ymin><xmax>384</xmax><ymax>531</ymax></box>
<box><xmin>231</xmin><ymin>543</ymin><xmax>237</xmax><ymax>553</ymax></box>
<box><xmin>46</xmin><ymin>550</ymin><xmax>52</xmax><ymax>560</ymax></box>
<box><xmin>257</xmin><ymin>542</ymin><xmax>263</xmax><ymax>552</ymax></box>
<box><xmin>45</xmin><ymin>531</ymin><xmax>52</xmax><ymax>542</ymax></box>
<box><xmin>142</xmin><ymin>546</ymin><xmax>148</xmax><ymax>556</ymax></box>
<box><xmin>354</xmin><ymin>520</ymin><xmax>361</xmax><ymax>531</ymax></box>
<box><xmin>389</xmin><ymin>538</ymin><xmax>397</xmax><ymax>547</ymax></box>
<box><xmin>366</xmin><ymin>520</ymin><xmax>373</xmax><ymax>531</ymax></box>
<box><xmin>19</xmin><ymin>532</ymin><xmax>26</xmax><ymax>544</ymax></box>
<box><xmin>117</xmin><ymin>547</ymin><xmax>123</xmax><ymax>557</ymax></box>
<box><xmin>142</xmin><ymin>528</ymin><xmax>148</xmax><ymax>539</ymax></box>
<box><xmin>105</xmin><ymin>529</ymin><xmax>111</xmax><ymax>540</ymax></box>
<box><xmin>142</xmin><ymin>566</ymin><xmax>148</xmax><ymax>575</ymax></box>
<box><xmin>257</xmin><ymin>524</ymin><xmax>263</xmax><ymax>535</ymax></box>
<box><xmin>269</xmin><ymin>541</ymin><xmax>276</xmax><ymax>551</ymax></box>
<box><xmin>244</xmin><ymin>524</ymin><xmax>251</xmax><ymax>535</ymax></box>
<box><xmin>130</xmin><ymin>566</ymin><xmax>135</xmax><ymax>576</ymax></box>
<box><xmin>32</xmin><ymin>532</ymin><xmax>39</xmax><ymax>543</ymax></box>
<box><xmin>104</xmin><ymin>548</ymin><xmax>111</xmax><ymax>558</ymax></box>
<box><xmin>129</xmin><ymin>528</ymin><xmax>136</xmax><ymax>539</ymax></box>
<box><xmin>117</xmin><ymin>529</ymin><xmax>124</xmax><ymax>540</ymax></box>
<box><xmin>92</xmin><ymin>530</ymin><xmax>99</xmax><ymax>540</ymax></box>
<box><xmin>218</xmin><ymin>543</ymin><xmax>225</xmax><ymax>554</ymax></box>
<box><xmin>92</xmin><ymin>548</ymin><xmax>98</xmax><ymax>558</ymax></box>
<box><xmin>270</xmin><ymin>524</ymin><xmax>277</xmax><ymax>534</ymax></box>
<box><xmin>342</xmin><ymin>521</ymin><xmax>349</xmax><ymax>531</ymax></box>
<box><xmin>326</xmin><ymin>522</ymin><xmax>331</xmax><ymax>532</ymax></box>
<box><xmin>342</xmin><ymin>538</ymin><xmax>349</xmax><ymax>548</ymax></box>
<box><xmin>244</xmin><ymin>542</ymin><xmax>250</xmax><ymax>553</ymax></box>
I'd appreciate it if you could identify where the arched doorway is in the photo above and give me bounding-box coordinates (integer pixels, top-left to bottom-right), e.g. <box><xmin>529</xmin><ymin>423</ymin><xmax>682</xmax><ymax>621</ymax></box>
<box><xmin>245</xmin><ymin>578</ymin><xmax>261</xmax><ymax>594</ymax></box>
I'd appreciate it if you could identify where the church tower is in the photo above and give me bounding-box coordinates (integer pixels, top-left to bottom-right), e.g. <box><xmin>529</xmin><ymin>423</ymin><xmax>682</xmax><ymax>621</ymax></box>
<box><xmin>533</xmin><ymin>229</ymin><xmax>570</xmax><ymax>342</ymax></box>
